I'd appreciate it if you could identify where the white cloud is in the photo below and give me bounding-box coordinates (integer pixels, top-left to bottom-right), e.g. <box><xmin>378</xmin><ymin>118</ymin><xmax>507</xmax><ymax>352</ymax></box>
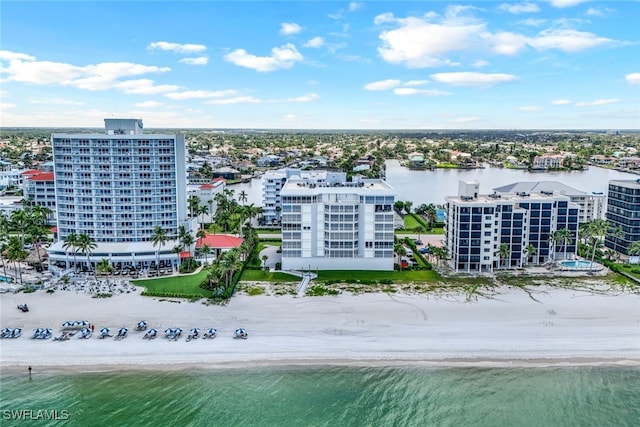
<box><xmin>28</xmin><ymin>98</ymin><xmax>83</xmax><ymax>105</ymax></box>
<box><xmin>585</xmin><ymin>7</ymin><xmax>613</xmax><ymax>17</ymax></box>
<box><xmin>113</xmin><ymin>79</ymin><xmax>180</xmax><ymax>95</ymax></box>
<box><xmin>403</xmin><ymin>80</ymin><xmax>429</xmax><ymax>86</ymax></box>
<box><xmin>454</xmin><ymin>116</ymin><xmax>481</xmax><ymax>123</ymax></box>
<box><xmin>374</xmin><ymin>9</ymin><xmax>617</xmax><ymax>68</ymax></box>
<box><xmin>521</xmin><ymin>18</ymin><xmax>547</xmax><ymax>26</ymax></box>
<box><xmin>134</xmin><ymin>101</ymin><xmax>163</xmax><ymax>108</ymax></box>
<box><xmin>376</xmin><ymin>12</ymin><xmax>486</xmax><ymax>68</ymax></box>
<box><xmin>165</xmin><ymin>89</ymin><xmax>240</xmax><ymax>100</ymax></box>
<box><xmin>393</xmin><ymin>88</ymin><xmax>450</xmax><ymax>96</ymax></box>
<box><xmin>147</xmin><ymin>41</ymin><xmax>207</xmax><ymax>54</ymax></box>
<box><xmin>552</xmin><ymin>99</ymin><xmax>572</xmax><ymax>105</ymax></box>
<box><xmin>303</xmin><ymin>37</ymin><xmax>325</xmax><ymax>48</ymax></box>
<box><xmin>498</xmin><ymin>2</ymin><xmax>540</xmax><ymax>14</ymax></box>
<box><xmin>0</xmin><ymin>51</ymin><xmax>172</xmax><ymax>92</ymax></box>
<box><xmin>348</xmin><ymin>2</ymin><xmax>362</xmax><ymax>12</ymax></box>
<box><xmin>431</xmin><ymin>72</ymin><xmax>518</xmax><ymax>86</ymax></box>
<box><xmin>280</xmin><ymin>23</ymin><xmax>302</xmax><ymax>35</ymax></box>
<box><xmin>224</xmin><ymin>43</ymin><xmax>303</xmax><ymax>72</ymax></box>
<box><xmin>179</xmin><ymin>57</ymin><xmax>209</xmax><ymax>65</ymax></box>
<box><xmin>625</xmin><ymin>73</ymin><xmax>640</xmax><ymax>85</ymax></box>
<box><xmin>205</xmin><ymin>96</ymin><xmax>262</xmax><ymax>105</ymax></box>
<box><xmin>575</xmin><ymin>98</ymin><xmax>620</xmax><ymax>107</ymax></box>
<box><xmin>0</xmin><ymin>50</ymin><xmax>35</xmax><ymax>61</ymax></box>
<box><xmin>472</xmin><ymin>60</ymin><xmax>489</xmax><ymax>68</ymax></box>
<box><xmin>529</xmin><ymin>29</ymin><xmax>612</xmax><ymax>52</ymax></box>
<box><xmin>287</xmin><ymin>93</ymin><xmax>319</xmax><ymax>102</ymax></box>
<box><xmin>487</xmin><ymin>31</ymin><xmax>529</xmax><ymax>55</ymax></box>
<box><xmin>364</xmin><ymin>79</ymin><xmax>401</xmax><ymax>91</ymax></box>
<box><xmin>546</xmin><ymin>0</ymin><xmax>591</xmax><ymax>8</ymax></box>
<box><xmin>0</xmin><ymin>102</ymin><xmax>16</xmax><ymax>110</ymax></box>
<box><xmin>518</xmin><ymin>106</ymin><xmax>543</xmax><ymax>112</ymax></box>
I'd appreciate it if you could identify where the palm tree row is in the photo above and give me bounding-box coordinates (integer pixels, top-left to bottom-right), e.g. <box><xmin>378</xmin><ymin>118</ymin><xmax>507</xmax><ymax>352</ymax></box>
<box><xmin>0</xmin><ymin>206</ymin><xmax>54</xmax><ymax>278</ymax></box>
<box><xmin>61</xmin><ymin>232</ymin><xmax>97</xmax><ymax>273</ymax></box>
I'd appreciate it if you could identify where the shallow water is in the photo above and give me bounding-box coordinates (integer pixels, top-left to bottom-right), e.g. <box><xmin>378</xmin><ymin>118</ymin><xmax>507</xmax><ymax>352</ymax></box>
<box><xmin>1</xmin><ymin>366</ymin><xmax>639</xmax><ymax>426</ymax></box>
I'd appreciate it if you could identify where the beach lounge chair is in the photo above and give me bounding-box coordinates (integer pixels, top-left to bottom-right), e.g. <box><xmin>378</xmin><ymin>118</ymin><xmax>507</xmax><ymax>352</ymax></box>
<box><xmin>98</xmin><ymin>327</ymin><xmax>112</xmax><ymax>339</ymax></box>
<box><xmin>203</xmin><ymin>328</ymin><xmax>217</xmax><ymax>339</ymax></box>
<box><xmin>136</xmin><ymin>320</ymin><xmax>148</xmax><ymax>331</ymax></box>
<box><xmin>143</xmin><ymin>328</ymin><xmax>158</xmax><ymax>339</ymax></box>
<box><xmin>233</xmin><ymin>328</ymin><xmax>248</xmax><ymax>339</ymax></box>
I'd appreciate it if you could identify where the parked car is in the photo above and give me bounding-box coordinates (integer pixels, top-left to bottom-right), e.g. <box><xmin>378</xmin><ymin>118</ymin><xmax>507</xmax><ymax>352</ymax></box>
<box><xmin>413</xmin><ymin>239</ymin><xmax>423</xmax><ymax>245</ymax></box>
<box><xmin>419</xmin><ymin>247</ymin><xmax>429</xmax><ymax>254</ymax></box>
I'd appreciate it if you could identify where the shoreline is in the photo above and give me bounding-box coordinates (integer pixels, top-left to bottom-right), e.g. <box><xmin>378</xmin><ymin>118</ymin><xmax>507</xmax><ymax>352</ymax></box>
<box><xmin>3</xmin><ymin>357</ymin><xmax>640</xmax><ymax>375</ymax></box>
<box><xmin>2</xmin><ymin>285</ymin><xmax>639</xmax><ymax>374</ymax></box>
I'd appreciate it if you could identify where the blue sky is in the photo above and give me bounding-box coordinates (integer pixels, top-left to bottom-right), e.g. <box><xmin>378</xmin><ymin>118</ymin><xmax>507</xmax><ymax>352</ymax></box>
<box><xmin>1</xmin><ymin>1</ymin><xmax>639</xmax><ymax>129</ymax></box>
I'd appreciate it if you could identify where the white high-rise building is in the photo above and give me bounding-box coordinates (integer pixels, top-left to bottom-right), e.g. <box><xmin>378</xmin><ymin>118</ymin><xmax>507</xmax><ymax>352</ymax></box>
<box><xmin>280</xmin><ymin>174</ymin><xmax>395</xmax><ymax>271</ymax></box>
<box><xmin>47</xmin><ymin>118</ymin><xmax>189</xmax><ymax>271</ymax></box>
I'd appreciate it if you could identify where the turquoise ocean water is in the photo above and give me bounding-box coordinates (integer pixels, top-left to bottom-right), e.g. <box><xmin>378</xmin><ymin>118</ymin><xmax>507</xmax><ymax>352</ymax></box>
<box><xmin>1</xmin><ymin>366</ymin><xmax>639</xmax><ymax>426</ymax></box>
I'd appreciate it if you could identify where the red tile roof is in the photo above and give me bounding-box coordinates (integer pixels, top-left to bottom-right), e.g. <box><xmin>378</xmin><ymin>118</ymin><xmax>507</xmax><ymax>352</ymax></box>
<box><xmin>196</xmin><ymin>233</ymin><xmax>243</xmax><ymax>249</ymax></box>
<box><xmin>27</xmin><ymin>172</ymin><xmax>55</xmax><ymax>181</ymax></box>
<box><xmin>212</xmin><ymin>177</ymin><xmax>226</xmax><ymax>182</ymax></box>
<box><xmin>199</xmin><ymin>183</ymin><xmax>216</xmax><ymax>189</ymax></box>
<box><xmin>21</xmin><ymin>169</ymin><xmax>43</xmax><ymax>176</ymax></box>
<box><xmin>179</xmin><ymin>251</ymin><xmax>191</xmax><ymax>259</ymax></box>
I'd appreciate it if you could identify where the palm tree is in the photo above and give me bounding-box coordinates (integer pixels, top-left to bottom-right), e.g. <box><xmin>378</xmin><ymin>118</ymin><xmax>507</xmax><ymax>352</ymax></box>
<box><xmin>627</xmin><ymin>241</ymin><xmax>640</xmax><ymax>263</ymax></box>
<box><xmin>96</xmin><ymin>259</ymin><xmax>113</xmax><ymax>275</ymax></box>
<box><xmin>424</xmin><ymin>204</ymin><xmax>437</xmax><ymax>229</ymax></box>
<box><xmin>524</xmin><ymin>244</ymin><xmax>537</xmax><ymax>265</ymax></box>
<box><xmin>62</xmin><ymin>232</ymin><xmax>79</xmax><ymax>271</ymax></box>
<box><xmin>547</xmin><ymin>232</ymin><xmax>558</xmax><ymax>261</ymax></box>
<box><xmin>261</xmin><ymin>254</ymin><xmax>269</xmax><ymax>270</ymax></box>
<box><xmin>6</xmin><ymin>236</ymin><xmax>28</xmax><ymax>285</ymax></box>
<box><xmin>76</xmin><ymin>233</ymin><xmax>97</xmax><ymax>274</ymax></box>
<box><xmin>173</xmin><ymin>245</ymin><xmax>183</xmax><ymax>271</ymax></box>
<box><xmin>197</xmin><ymin>204</ymin><xmax>209</xmax><ymax>225</ymax></box>
<box><xmin>200</xmin><ymin>244</ymin><xmax>211</xmax><ymax>265</ymax></box>
<box><xmin>187</xmin><ymin>195</ymin><xmax>200</xmax><ymax>218</ymax></box>
<box><xmin>11</xmin><ymin>210</ymin><xmax>30</xmax><ymax>245</ymax></box>
<box><xmin>585</xmin><ymin>219</ymin><xmax>609</xmax><ymax>272</ymax></box>
<box><xmin>151</xmin><ymin>226</ymin><xmax>168</xmax><ymax>273</ymax></box>
<box><xmin>413</xmin><ymin>226</ymin><xmax>425</xmax><ymax>242</ymax></box>
<box><xmin>181</xmin><ymin>232</ymin><xmax>195</xmax><ymax>259</ymax></box>
<box><xmin>554</xmin><ymin>228</ymin><xmax>574</xmax><ymax>261</ymax></box>
<box><xmin>238</xmin><ymin>190</ymin><xmax>248</xmax><ymax>205</ymax></box>
<box><xmin>498</xmin><ymin>243</ymin><xmax>510</xmax><ymax>268</ymax></box>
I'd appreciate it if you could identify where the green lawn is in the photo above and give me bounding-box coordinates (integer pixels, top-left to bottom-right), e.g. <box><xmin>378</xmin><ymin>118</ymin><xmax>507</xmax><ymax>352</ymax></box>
<box><xmin>255</xmin><ymin>229</ymin><xmax>282</xmax><ymax>234</ymax></box>
<box><xmin>240</xmin><ymin>270</ymin><xmax>299</xmax><ymax>282</ymax></box>
<box><xmin>132</xmin><ymin>270</ymin><xmax>212</xmax><ymax>297</ymax></box>
<box><xmin>317</xmin><ymin>269</ymin><xmax>442</xmax><ymax>283</ymax></box>
<box><xmin>403</xmin><ymin>215</ymin><xmax>422</xmax><ymax>229</ymax></box>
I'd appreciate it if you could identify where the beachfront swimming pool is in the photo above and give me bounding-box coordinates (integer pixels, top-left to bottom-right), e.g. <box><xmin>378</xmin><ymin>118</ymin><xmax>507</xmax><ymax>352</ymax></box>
<box><xmin>559</xmin><ymin>260</ymin><xmax>602</xmax><ymax>271</ymax></box>
<box><xmin>561</xmin><ymin>260</ymin><xmax>593</xmax><ymax>268</ymax></box>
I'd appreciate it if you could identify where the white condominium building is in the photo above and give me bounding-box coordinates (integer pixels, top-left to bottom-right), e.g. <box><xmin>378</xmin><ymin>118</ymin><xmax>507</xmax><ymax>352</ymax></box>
<box><xmin>280</xmin><ymin>174</ymin><xmax>396</xmax><ymax>271</ymax></box>
<box><xmin>47</xmin><ymin>118</ymin><xmax>189</xmax><ymax>271</ymax></box>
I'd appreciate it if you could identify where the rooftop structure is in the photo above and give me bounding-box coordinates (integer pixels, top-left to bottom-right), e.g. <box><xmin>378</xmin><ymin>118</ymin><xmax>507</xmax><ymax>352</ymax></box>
<box><xmin>493</xmin><ymin>181</ymin><xmax>606</xmax><ymax>223</ymax></box>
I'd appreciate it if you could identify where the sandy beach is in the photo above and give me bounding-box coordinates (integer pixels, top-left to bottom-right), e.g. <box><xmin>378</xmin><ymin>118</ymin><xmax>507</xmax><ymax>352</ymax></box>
<box><xmin>1</xmin><ymin>285</ymin><xmax>639</xmax><ymax>372</ymax></box>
